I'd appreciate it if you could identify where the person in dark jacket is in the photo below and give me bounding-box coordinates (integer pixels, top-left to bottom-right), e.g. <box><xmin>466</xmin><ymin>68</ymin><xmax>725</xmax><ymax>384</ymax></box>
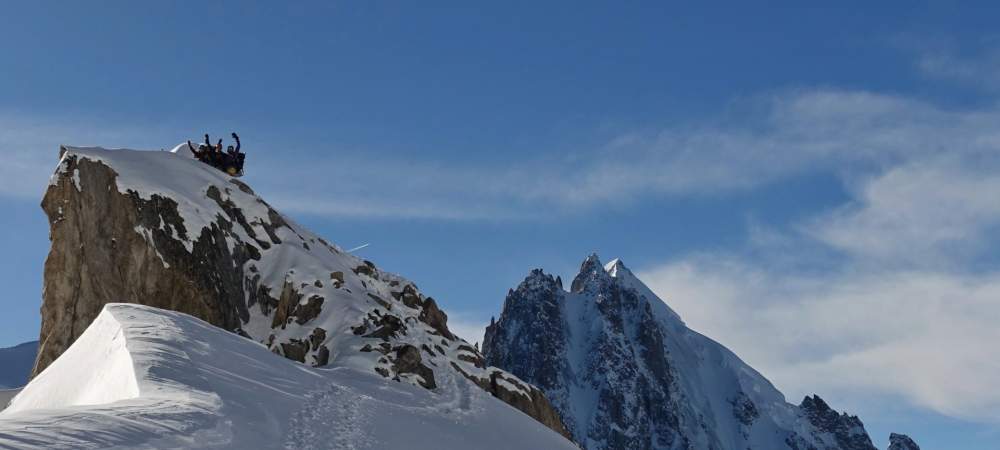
<box><xmin>187</xmin><ymin>140</ymin><xmax>202</xmax><ymax>159</ymax></box>
<box><xmin>225</xmin><ymin>132</ymin><xmax>244</xmax><ymax>175</ymax></box>
<box><xmin>188</xmin><ymin>132</ymin><xmax>245</xmax><ymax>175</ymax></box>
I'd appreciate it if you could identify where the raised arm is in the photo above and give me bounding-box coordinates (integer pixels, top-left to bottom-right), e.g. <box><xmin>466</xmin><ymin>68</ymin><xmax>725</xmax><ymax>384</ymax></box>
<box><xmin>204</xmin><ymin>134</ymin><xmax>211</xmax><ymax>148</ymax></box>
<box><xmin>187</xmin><ymin>140</ymin><xmax>195</xmax><ymax>152</ymax></box>
<box><xmin>216</xmin><ymin>139</ymin><xmax>223</xmax><ymax>150</ymax></box>
<box><xmin>232</xmin><ymin>132</ymin><xmax>240</xmax><ymax>152</ymax></box>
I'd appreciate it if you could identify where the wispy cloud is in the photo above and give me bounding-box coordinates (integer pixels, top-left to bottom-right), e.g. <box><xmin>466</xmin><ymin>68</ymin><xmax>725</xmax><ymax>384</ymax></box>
<box><xmin>914</xmin><ymin>38</ymin><xmax>1000</xmax><ymax>92</ymax></box>
<box><xmin>255</xmin><ymin>87</ymin><xmax>1000</xmax><ymax>220</ymax></box>
<box><xmin>443</xmin><ymin>313</ymin><xmax>488</xmax><ymax>345</ymax></box>
<box><xmin>0</xmin><ymin>114</ymin><xmax>177</xmax><ymax>201</ymax></box>
<box><xmin>638</xmin><ymin>146</ymin><xmax>1000</xmax><ymax>423</ymax></box>
<box><xmin>6</xmin><ymin>83</ymin><xmax>1000</xmax><ymax>223</ymax></box>
<box><xmin>805</xmin><ymin>157</ymin><xmax>1000</xmax><ymax>267</ymax></box>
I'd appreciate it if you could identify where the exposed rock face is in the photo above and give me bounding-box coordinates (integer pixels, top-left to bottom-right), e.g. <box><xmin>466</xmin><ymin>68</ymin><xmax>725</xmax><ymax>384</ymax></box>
<box><xmin>484</xmin><ymin>254</ymin><xmax>880</xmax><ymax>450</ymax></box>
<box><xmin>34</xmin><ymin>146</ymin><xmax>569</xmax><ymax>439</ymax></box>
<box><xmin>799</xmin><ymin>395</ymin><xmax>877</xmax><ymax>450</ymax></box>
<box><xmin>37</xmin><ymin>157</ymin><xmax>246</xmax><ymax>374</ymax></box>
<box><xmin>887</xmin><ymin>433</ymin><xmax>920</xmax><ymax>450</ymax></box>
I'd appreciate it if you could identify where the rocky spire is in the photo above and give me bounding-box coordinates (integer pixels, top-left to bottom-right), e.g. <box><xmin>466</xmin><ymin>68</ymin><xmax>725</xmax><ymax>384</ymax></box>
<box><xmin>800</xmin><ymin>395</ymin><xmax>877</xmax><ymax>450</ymax></box>
<box><xmin>570</xmin><ymin>253</ymin><xmax>612</xmax><ymax>293</ymax></box>
<box><xmin>887</xmin><ymin>433</ymin><xmax>920</xmax><ymax>450</ymax></box>
<box><xmin>485</xmin><ymin>254</ymin><xmax>881</xmax><ymax>450</ymax></box>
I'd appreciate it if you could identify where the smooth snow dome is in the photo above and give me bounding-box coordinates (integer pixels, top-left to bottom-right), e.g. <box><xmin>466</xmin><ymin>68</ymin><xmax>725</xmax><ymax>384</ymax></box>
<box><xmin>0</xmin><ymin>304</ymin><xmax>577</xmax><ymax>450</ymax></box>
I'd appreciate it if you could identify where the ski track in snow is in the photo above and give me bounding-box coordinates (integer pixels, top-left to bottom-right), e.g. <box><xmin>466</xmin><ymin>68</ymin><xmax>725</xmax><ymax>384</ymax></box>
<box><xmin>284</xmin><ymin>383</ymin><xmax>373</xmax><ymax>450</ymax></box>
<box><xmin>284</xmin><ymin>372</ymin><xmax>480</xmax><ymax>449</ymax></box>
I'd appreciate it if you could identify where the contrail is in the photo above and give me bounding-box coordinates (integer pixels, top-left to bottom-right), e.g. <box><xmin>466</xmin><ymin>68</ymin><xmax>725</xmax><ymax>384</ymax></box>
<box><xmin>346</xmin><ymin>243</ymin><xmax>370</xmax><ymax>253</ymax></box>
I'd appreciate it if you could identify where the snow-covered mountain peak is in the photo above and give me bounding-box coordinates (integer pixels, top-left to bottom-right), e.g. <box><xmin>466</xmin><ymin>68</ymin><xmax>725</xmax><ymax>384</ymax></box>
<box><xmin>570</xmin><ymin>253</ymin><xmax>615</xmax><ymax>294</ymax></box>
<box><xmin>888</xmin><ymin>433</ymin><xmax>921</xmax><ymax>450</ymax></box>
<box><xmin>34</xmin><ymin>146</ymin><xmax>570</xmax><ymax>439</ymax></box>
<box><xmin>603</xmin><ymin>257</ymin><xmax>627</xmax><ymax>276</ymax></box>
<box><xmin>485</xmin><ymin>253</ymin><xmax>885</xmax><ymax>450</ymax></box>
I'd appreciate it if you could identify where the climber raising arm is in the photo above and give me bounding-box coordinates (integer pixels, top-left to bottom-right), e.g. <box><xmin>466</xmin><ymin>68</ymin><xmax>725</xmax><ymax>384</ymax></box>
<box><xmin>231</xmin><ymin>132</ymin><xmax>240</xmax><ymax>152</ymax></box>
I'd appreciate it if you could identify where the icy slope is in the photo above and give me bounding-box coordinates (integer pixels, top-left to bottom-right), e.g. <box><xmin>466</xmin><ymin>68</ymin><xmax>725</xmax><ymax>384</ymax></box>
<box><xmin>35</xmin><ymin>146</ymin><xmax>567</xmax><ymax>436</ymax></box>
<box><xmin>484</xmin><ymin>254</ymin><xmax>881</xmax><ymax>450</ymax></box>
<box><xmin>0</xmin><ymin>303</ymin><xmax>578</xmax><ymax>450</ymax></box>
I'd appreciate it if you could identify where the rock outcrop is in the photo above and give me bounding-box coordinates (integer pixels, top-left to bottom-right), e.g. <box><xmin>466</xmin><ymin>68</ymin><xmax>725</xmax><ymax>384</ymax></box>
<box><xmin>484</xmin><ymin>254</ymin><xmax>881</xmax><ymax>450</ymax></box>
<box><xmin>34</xmin><ymin>146</ymin><xmax>569</xmax><ymax>439</ymax></box>
<box><xmin>887</xmin><ymin>433</ymin><xmax>920</xmax><ymax>450</ymax></box>
<box><xmin>799</xmin><ymin>395</ymin><xmax>876</xmax><ymax>450</ymax></box>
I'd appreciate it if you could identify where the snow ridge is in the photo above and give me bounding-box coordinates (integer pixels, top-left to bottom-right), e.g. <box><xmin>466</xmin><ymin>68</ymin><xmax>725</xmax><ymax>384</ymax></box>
<box><xmin>0</xmin><ymin>304</ymin><xmax>577</xmax><ymax>450</ymax></box>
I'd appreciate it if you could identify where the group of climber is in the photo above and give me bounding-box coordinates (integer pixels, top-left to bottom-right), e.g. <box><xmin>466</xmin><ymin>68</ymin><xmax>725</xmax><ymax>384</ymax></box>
<box><xmin>188</xmin><ymin>132</ymin><xmax>245</xmax><ymax>176</ymax></box>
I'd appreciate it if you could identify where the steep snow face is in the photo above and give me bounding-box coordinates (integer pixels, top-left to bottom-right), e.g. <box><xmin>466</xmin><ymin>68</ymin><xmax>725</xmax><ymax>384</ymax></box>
<box><xmin>36</xmin><ymin>146</ymin><xmax>568</xmax><ymax>437</ymax></box>
<box><xmin>0</xmin><ymin>304</ymin><xmax>578</xmax><ymax>450</ymax></box>
<box><xmin>0</xmin><ymin>341</ymin><xmax>37</xmax><ymax>389</ymax></box>
<box><xmin>484</xmin><ymin>254</ymin><xmax>879</xmax><ymax>450</ymax></box>
<box><xmin>7</xmin><ymin>312</ymin><xmax>138</xmax><ymax>413</ymax></box>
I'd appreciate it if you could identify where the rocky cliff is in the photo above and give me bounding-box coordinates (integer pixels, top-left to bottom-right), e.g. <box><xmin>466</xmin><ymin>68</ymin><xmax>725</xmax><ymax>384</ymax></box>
<box><xmin>887</xmin><ymin>433</ymin><xmax>920</xmax><ymax>450</ymax></box>
<box><xmin>35</xmin><ymin>145</ymin><xmax>569</xmax><ymax>439</ymax></box>
<box><xmin>484</xmin><ymin>254</ymin><xmax>887</xmax><ymax>450</ymax></box>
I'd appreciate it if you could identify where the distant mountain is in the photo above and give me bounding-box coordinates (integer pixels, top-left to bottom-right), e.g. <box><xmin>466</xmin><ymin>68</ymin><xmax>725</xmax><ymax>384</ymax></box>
<box><xmin>888</xmin><ymin>433</ymin><xmax>921</xmax><ymax>450</ymax></box>
<box><xmin>484</xmin><ymin>254</ymin><xmax>900</xmax><ymax>450</ymax></box>
<box><xmin>0</xmin><ymin>341</ymin><xmax>37</xmax><ymax>389</ymax></box>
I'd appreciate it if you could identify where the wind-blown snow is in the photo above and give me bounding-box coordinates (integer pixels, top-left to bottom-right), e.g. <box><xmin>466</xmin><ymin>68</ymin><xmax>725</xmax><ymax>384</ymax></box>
<box><xmin>0</xmin><ymin>304</ymin><xmax>577</xmax><ymax>450</ymax></box>
<box><xmin>6</xmin><ymin>311</ymin><xmax>138</xmax><ymax>413</ymax></box>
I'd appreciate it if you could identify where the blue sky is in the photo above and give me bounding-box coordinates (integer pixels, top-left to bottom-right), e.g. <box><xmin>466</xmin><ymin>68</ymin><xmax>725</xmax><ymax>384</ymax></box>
<box><xmin>2</xmin><ymin>2</ymin><xmax>1000</xmax><ymax>448</ymax></box>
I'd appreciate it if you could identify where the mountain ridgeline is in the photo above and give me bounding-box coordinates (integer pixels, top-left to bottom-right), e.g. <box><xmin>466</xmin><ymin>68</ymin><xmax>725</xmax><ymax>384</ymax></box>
<box><xmin>31</xmin><ymin>145</ymin><xmax>918</xmax><ymax>450</ymax></box>
<box><xmin>483</xmin><ymin>255</ymin><xmax>913</xmax><ymax>450</ymax></box>
<box><xmin>35</xmin><ymin>146</ymin><xmax>568</xmax><ymax>438</ymax></box>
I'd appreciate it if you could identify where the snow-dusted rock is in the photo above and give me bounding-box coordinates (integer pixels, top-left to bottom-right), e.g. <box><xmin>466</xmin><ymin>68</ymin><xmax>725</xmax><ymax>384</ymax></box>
<box><xmin>483</xmin><ymin>254</ymin><xmax>880</xmax><ymax>450</ymax></box>
<box><xmin>34</xmin><ymin>146</ymin><xmax>568</xmax><ymax>438</ymax></box>
<box><xmin>887</xmin><ymin>433</ymin><xmax>920</xmax><ymax>450</ymax></box>
<box><xmin>0</xmin><ymin>304</ymin><xmax>578</xmax><ymax>449</ymax></box>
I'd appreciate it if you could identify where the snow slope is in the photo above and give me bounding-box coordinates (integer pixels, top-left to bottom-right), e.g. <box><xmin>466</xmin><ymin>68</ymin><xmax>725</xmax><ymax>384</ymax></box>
<box><xmin>36</xmin><ymin>145</ymin><xmax>567</xmax><ymax>436</ymax></box>
<box><xmin>0</xmin><ymin>304</ymin><xmax>578</xmax><ymax>450</ymax></box>
<box><xmin>485</xmin><ymin>255</ymin><xmax>878</xmax><ymax>450</ymax></box>
<box><xmin>0</xmin><ymin>341</ymin><xmax>36</xmax><ymax>389</ymax></box>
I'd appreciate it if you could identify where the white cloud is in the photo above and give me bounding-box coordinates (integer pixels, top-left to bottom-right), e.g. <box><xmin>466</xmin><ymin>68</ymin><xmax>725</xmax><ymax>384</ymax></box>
<box><xmin>805</xmin><ymin>157</ymin><xmax>1000</xmax><ymax>266</ymax></box>
<box><xmin>253</xmin><ymin>88</ymin><xmax>1000</xmax><ymax>220</ymax></box>
<box><xmin>638</xmin><ymin>153</ymin><xmax>1000</xmax><ymax>423</ymax></box>
<box><xmin>444</xmin><ymin>313</ymin><xmax>488</xmax><ymax>345</ymax></box>
<box><xmin>6</xmin><ymin>85</ymin><xmax>1000</xmax><ymax>223</ymax></box>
